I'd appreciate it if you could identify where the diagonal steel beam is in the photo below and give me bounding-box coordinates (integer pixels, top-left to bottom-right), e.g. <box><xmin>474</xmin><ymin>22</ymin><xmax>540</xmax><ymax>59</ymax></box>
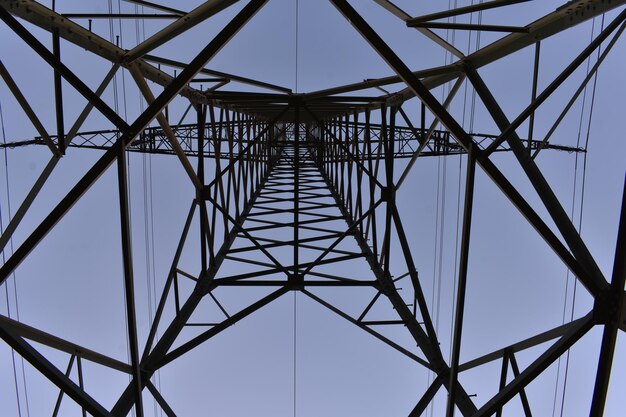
<box><xmin>0</xmin><ymin>60</ymin><xmax>59</xmax><ymax>155</ymax></box>
<box><xmin>406</xmin><ymin>0</ymin><xmax>532</xmax><ymax>25</ymax></box>
<box><xmin>0</xmin><ymin>0</ymin><xmax>269</xmax><ymax>287</ymax></box>
<box><xmin>390</xmin><ymin>0</ymin><xmax>626</xmax><ymax>105</ymax></box>
<box><xmin>395</xmin><ymin>75</ymin><xmax>464</xmax><ymax>190</ymax></box>
<box><xmin>589</xmin><ymin>175</ymin><xmax>626</xmax><ymax>416</ymax></box>
<box><xmin>0</xmin><ymin>324</ymin><xmax>112</xmax><ymax>417</ymax></box>
<box><xmin>328</xmin><ymin>0</ymin><xmax>605</xmax><ymax>298</ymax></box>
<box><xmin>154</xmin><ymin>287</ymin><xmax>288</xmax><ymax>369</ymax></box>
<box><xmin>129</xmin><ymin>64</ymin><xmax>203</xmax><ymax>191</ymax></box>
<box><xmin>474</xmin><ymin>313</ymin><xmax>594</xmax><ymax>417</ymax></box>
<box><xmin>0</xmin><ymin>64</ymin><xmax>118</xmax><ymax>254</ymax></box>
<box><xmin>464</xmin><ymin>64</ymin><xmax>608</xmax><ymax>295</ymax></box>
<box><xmin>0</xmin><ymin>6</ymin><xmax>129</xmax><ymax>131</ymax></box>
<box><xmin>112</xmin><ymin>137</ymin><xmax>275</xmax><ymax>415</ymax></box>
<box><xmin>0</xmin><ymin>314</ymin><xmax>131</xmax><ymax>373</ymax></box>
<box><xmin>122</xmin><ymin>0</ymin><xmax>186</xmax><ymax>16</ymax></box>
<box><xmin>483</xmin><ymin>13</ymin><xmax>626</xmax><ymax>156</ymax></box>
<box><xmin>124</xmin><ymin>0</ymin><xmax>240</xmax><ymax>62</ymax></box>
<box><xmin>409</xmin><ymin>375</ymin><xmax>444</xmax><ymax>417</ymax></box>
<box><xmin>317</xmin><ymin>136</ymin><xmax>478</xmax><ymax>416</ymax></box>
<box><xmin>373</xmin><ymin>0</ymin><xmax>465</xmax><ymax>58</ymax></box>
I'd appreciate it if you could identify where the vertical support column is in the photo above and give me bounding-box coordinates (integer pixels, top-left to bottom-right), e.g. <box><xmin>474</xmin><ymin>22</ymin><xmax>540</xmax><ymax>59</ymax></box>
<box><xmin>528</xmin><ymin>41</ymin><xmax>540</xmax><ymax>153</ymax></box>
<box><xmin>197</xmin><ymin>104</ymin><xmax>210</xmax><ymax>269</ymax></box>
<box><xmin>364</xmin><ymin>109</ymin><xmax>378</xmax><ymax>260</ymax></box>
<box><xmin>116</xmin><ymin>145</ymin><xmax>145</xmax><ymax>417</ymax></box>
<box><xmin>346</xmin><ymin>114</ymin><xmax>353</xmax><ymax>217</ymax></box>
<box><xmin>381</xmin><ymin>105</ymin><xmax>392</xmax><ymax>272</ymax></box>
<box><xmin>353</xmin><ymin>110</ymin><xmax>363</xmax><ymax>222</ymax></box>
<box><xmin>293</xmin><ymin>101</ymin><xmax>301</xmax><ymax>284</ymax></box>
<box><xmin>52</xmin><ymin>28</ymin><xmax>65</xmax><ymax>154</ymax></box>
<box><xmin>446</xmin><ymin>143</ymin><xmax>476</xmax><ymax>417</ymax></box>
<box><xmin>589</xmin><ymin>175</ymin><xmax>626</xmax><ymax>416</ymax></box>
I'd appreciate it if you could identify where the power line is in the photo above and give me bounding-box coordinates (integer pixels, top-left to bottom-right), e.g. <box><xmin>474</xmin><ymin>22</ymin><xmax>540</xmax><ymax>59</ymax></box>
<box><xmin>0</xmin><ymin>89</ymin><xmax>31</xmax><ymax>417</ymax></box>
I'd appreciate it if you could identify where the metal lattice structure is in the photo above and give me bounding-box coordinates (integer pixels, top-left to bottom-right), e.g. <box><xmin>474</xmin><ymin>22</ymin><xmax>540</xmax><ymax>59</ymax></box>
<box><xmin>0</xmin><ymin>1</ymin><xmax>625</xmax><ymax>416</ymax></box>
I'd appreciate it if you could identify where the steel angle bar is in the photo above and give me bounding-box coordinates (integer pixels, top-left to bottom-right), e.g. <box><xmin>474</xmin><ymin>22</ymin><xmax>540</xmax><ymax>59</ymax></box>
<box><xmin>0</xmin><ymin>60</ymin><xmax>58</xmax><ymax>155</ymax></box>
<box><xmin>320</xmin><ymin>165</ymin><xmax>478</xmax><ymax>417</ymax></box>
<box><xmin>395</xmin><ymin>75</ymin><xmax>464</xmax><ymax>191</ymax></box>
<box><xmin>409</xmin><ymin>22</ymin><xmax>528</xmax><ymax>33</ymax></box>
<box><xmin>205</xmin><ymin>107</ymin><xmax>289</xmax><ymax>191</ymax></box>
<box><xmin>0</xmin><ymin>7</ymin><xmax>128</xmax><ymax>131</ymax></box>
<box><xmin>145</xmin><ymin>381</ymin><xmax>177</xmax><ymax>417</ymax></box>
<box><xmin>302</xmin><ymin>289</ymin><xmax>431</xmax><ymax>368</ymax></box>
<box><xmin>328</xmin><ymin>0</ymin><xmax>600</xmax><ymax>299</ymax></box>
<box><xmin>304</xmin><ymin>105</ymin><xmax>385</xmax><ymax>189</ymax></box>
<box><xmin>390</xmin><ymin>0</ymin><xmax>626</xmax><ymax>106</ymax></box>
<box><xmin>129</xmin><ymin>65</ymin><xmax>203</xmax><ymax>190</ymax></box>
<box><xmin>122</xmin><ymin>0</ymin><xmax>185</xmax><ymax>16</ymax></box>
<box><xmin>112</xmin><ymin>162</ymin><xmax>273</xmax><ymax>416</ymax></box>
<box><xmin>153</xmin><ymin>287</ymin><xmax>288</xmax><ymax>369</ymax></box>
<box><xmin>373</xmin><ymin>0</ymin><xmax>465</xmax><ymax>58</ymax></box>
<box><xmin>0</xmin><ymin>0</ymin><xmax>269</xmax><ymax>287</ymax></box>
<box><xmin>142</xmin><ymin>201</ymin><xmax>197</xmax><ymax>361</ymax></box>
<box><xmin>589</xmin><ymin>175</ymin><xmax>626</xmax><ymax>416</ymax></box>
<box><xmin>303</xmin><ymin>64</ymin><xmax>460</xmax><ymax>99</ymax></box>
<box><xmin>446</xmin><ymin>144</ymin><xmax>476</xmax><ymax>417</ymax></box>
<box><xmin>301</xmin><ymin>197</ymin><xmax>384</xmax><ymax>276</ymax></box>
<box><xmin>52</xmin><ymin>355</ymin><xmax>76</xmax><ymax>417</ymax></box>
<box><xmin>62</xmin><ymin>13</ymin><xmax>179</xmax><ymax>19</ymax></box>
<box><xmin>390</xmin><ymin>205</ymin><xmax>439</xmax><ymax>350</ymax></box>
<box><xmin>124</xmin><ymin>0</ymin><xmax>240</xmax><ymax>61</ymax></box>
<box><xmin>465</xmin><ymin>65</ymin><xmax>608</xmax><ymax>295</ymax></box>
<box><xmin>532</xmin><ymin>21</ymin><xmax>626</xmax><ymax>159</ymax></box>
<box><xmin>116</xmin><ymin>147</ymin><xmax>144</xmax><ymax>417</ymax></box>
<box><xmin>407</xmin><ymin>0</ymin><xmax>531</xmax><ymax>25</ymax></box>
<box><xmin>0</xmin><ymin>315</ymin><xmax>131</xmax><ymax>373</ymax></box>
<box><xmin>483</xmin><ymin>13</ymin><xmax>626</xmax><ymax>156</ymax></box>
<box><xmin>459</xmin><ymin>314</ymin><xmax>590</xmax><ymax>372</ymax></box>
<box><xmin>215</xmin><ymin>280</ymin><xmax>376</xmax><ymax>287</ymax></box>
<box><xmin>203</xmin><ymin>192</ymin><xmax>290</xmax><ymax>275</ymax></box>
<box><xmin>495</xmin><ymin>352</ymin><xmax>510</xmax><ymax>417</ymax></box>
<box><xmin>508</xmin><ymin>352</ymin><xmax>533</xmax><ymax>417</ymax></box>
<box><xmin>473</xmin><ymin>313</ymin><xmax>594</xmax><ymax>417</ymax></box>
<box><xmin>409</xmin><ymin>375</ymin><xmax>445</xmax><ymax>417</ymax></box>
<box><xmin>0</xmin><ymin>324</ymin><xmax>112</xmax><ymax>417</ymax></box>
<box><xmin>0</xmin><ymin>64</ymin><xmax>118</xmax><ymax>256</ymax></box>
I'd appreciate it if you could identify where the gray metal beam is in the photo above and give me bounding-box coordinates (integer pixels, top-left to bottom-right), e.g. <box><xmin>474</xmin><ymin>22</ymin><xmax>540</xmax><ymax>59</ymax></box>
<box><xmin>124</xmin><ymin>0</ymin><xmax>240</xmax><ymax>61</ymax></box>
<box><xmin>0</xmin><ymin>324</ymin><xmax>113</xmax><ymax>417</ymax></box>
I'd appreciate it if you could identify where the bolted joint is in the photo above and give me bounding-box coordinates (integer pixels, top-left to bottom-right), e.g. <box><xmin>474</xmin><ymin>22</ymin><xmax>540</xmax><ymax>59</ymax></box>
<box><xmin>378</xmin><ymin>275</ymin><xmax>397</xmax><ymax>296</ymax></box>
<box><xmin>197</xmin><ymin>186</ymin><xmax>211</xmax><ymax>201</ymax></box>
<box><xmin>380</xmin><ymin>186</ymin><xmax>395</xmax><ymax>202</ymax></box>
<box><xmin>288</xmin><ymin>274</ymin><xmax>304</xmax><ymax>291</ymax></box>
<box><xmin>386</xmin><ymin>93</ymin><xmax>404</xmax><ymax>108</ymax></box>
<box><xmin>593</xmin><ymin>289</ymin><xmax>622</xmax><ymax>325</ymax></box>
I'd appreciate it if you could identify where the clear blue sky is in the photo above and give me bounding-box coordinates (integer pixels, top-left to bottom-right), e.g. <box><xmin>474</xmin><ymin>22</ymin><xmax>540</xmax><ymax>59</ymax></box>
<box><xmin>0</xmin><ymin>1</ymin><xmax>625</xmax><ymax>416</ymax></box>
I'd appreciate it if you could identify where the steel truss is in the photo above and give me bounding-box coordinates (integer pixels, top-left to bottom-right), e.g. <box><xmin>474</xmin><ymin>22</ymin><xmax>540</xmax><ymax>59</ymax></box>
<box><xmin>0</xmin><ymin>1</ymin><xmax>625</xmax><ymax>416</ymax></box>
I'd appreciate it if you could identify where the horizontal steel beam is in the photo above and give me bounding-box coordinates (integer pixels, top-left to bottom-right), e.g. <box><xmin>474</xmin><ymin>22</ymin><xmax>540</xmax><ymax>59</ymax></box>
<box><xmin>0</xmin><ymin>314</ymin><xmax>131</xmax><ymax>373</ymax></box>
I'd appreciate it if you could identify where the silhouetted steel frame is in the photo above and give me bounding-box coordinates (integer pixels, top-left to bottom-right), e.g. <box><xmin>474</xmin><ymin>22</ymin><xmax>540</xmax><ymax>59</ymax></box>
<box><xmin>0</xmin><ymin>1</ymin><xmax>624</xmax><ymax>416</ymax></box>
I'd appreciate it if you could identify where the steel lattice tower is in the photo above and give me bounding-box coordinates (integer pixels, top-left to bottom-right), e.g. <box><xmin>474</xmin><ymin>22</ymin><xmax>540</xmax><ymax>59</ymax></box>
<box><xmin>0</xmin><ymin>1</ymin><xmax>625</xmax><ymax>416</ymax></box>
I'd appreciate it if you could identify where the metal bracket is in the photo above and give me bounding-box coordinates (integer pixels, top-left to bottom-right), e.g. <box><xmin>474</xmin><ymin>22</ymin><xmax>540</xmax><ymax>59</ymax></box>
<box><xmin>593</xmin><ymin>289</ymin><xmax>621</xmax><ymax>325</ymax></box>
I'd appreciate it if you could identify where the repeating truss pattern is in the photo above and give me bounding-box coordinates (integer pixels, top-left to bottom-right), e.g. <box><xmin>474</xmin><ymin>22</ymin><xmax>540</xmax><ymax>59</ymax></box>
<box><xmin>0</xmin><ymin>1</ymin><xmax>625</xmax><ymax>416</ymax></box>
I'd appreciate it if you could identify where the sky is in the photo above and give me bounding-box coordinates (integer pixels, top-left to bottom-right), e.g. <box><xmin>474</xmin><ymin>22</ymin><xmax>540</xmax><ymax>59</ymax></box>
<box><xmin>0</xmin><ymin>1</ymin><xmax>625</xmax><ymax>416</ymax></box>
